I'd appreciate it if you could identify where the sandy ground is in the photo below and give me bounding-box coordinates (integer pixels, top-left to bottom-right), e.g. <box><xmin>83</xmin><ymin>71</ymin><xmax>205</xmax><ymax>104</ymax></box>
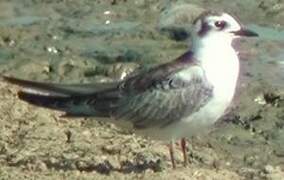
<box><xmin>0</xmin><ymin>0</ymin><xmax>284</xmax><ymax>179</ymax></box>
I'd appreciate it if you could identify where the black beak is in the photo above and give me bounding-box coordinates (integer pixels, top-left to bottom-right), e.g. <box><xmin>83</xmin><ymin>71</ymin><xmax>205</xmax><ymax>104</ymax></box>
<box><xmin>232</xmin><ymin>28</ymin><xmax>258</xmax><ymax>37</ymax></box>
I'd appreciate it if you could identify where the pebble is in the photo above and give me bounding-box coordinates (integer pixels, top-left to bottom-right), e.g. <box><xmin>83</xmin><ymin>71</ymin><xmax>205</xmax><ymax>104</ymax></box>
<box><xmin>264</xmin><ymin>164</ymin><xmax>274</xmax><ymax>174</ymax></box>
<box><xmin>254</xmin><ymin>95</ymin><xmax>266</xmax><ymax>105</ymax></box>
<box><xmin>46</xmin><ymin>46</ymin><xmax>59</xmax><ymax>54</ymax></box>
<box><xmin>104</xmin><ymin>11</ymin><xmax>111</xmax><ymax>15</ymax></box>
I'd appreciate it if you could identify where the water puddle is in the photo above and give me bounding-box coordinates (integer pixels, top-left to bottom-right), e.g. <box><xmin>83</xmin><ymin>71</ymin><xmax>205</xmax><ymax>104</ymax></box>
<box><xmin>262</xmin><ymin>53</ymin><xmax>284</xmax><ymax>89</ymax></box>
<box><xmin>248</xmin><ymin>24</ymin><xmax>284</xmax><ymax>41</ymax></box>
<box><xmin>0</xmin><ymin>16</ymin><xmax>48</xmax><ymax>27</ymax></box>
<box><xmin>247</xmin><ymin>24</ymin><xmax>284</xmax><ymax>89</ymax></box>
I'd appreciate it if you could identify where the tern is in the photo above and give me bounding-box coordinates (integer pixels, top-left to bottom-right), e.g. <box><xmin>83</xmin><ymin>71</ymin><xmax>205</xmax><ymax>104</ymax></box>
<box><xmin>2</xmin><ymin>11</ymin><xmax>258</xmax><ymax>168</ymax></box>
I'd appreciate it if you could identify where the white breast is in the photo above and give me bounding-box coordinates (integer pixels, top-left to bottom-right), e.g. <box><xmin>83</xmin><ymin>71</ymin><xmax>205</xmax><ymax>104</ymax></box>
<box><xmin>171</xmin><ymin>41</ymin><xmax>240</xmax><ymax>139</ymax></box>
<box><xmin>199</xmin><ymin>43</ymin><xmax>239</xmax><ymax>99</ymax></box>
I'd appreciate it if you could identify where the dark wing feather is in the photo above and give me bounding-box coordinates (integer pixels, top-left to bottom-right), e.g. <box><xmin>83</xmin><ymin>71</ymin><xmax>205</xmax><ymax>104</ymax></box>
<box><xmin>17</xmin><ymin>91</ymin><xmax>115</xmax><ymax>117</ymax></box>
<box><xmin>120</xmin><ymin>51</ymin><xmax>196</xmax><ymax>93</ymax></box>
<box><xmin>114</xmin><ymin>69</ymin><xmax>213</xmax><ymax>129</ymax></box>
<box><xmin>2</xmin><ymin>75</ymin><xmax>120</xmax><ymax>117</ymax></box>
<box><xmin>113</xmin><ymin>51</ymin><xmax>214</xmax><ymax>128</ymax></box>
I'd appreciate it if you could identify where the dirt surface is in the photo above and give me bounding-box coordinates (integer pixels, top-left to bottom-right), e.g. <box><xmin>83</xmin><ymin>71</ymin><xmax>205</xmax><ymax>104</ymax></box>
<box><xmin>0</xmin><ymin>0</ymin><xmax>284</xmax><ymax>179</ymax></box>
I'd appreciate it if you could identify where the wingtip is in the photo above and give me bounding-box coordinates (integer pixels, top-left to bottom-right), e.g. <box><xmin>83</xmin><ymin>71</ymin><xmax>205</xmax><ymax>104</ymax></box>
<box><xmin>1</xmin><ymin>75</ymin><xmax>19</xmax><ymax>84</ymax></box>
<box><xmin>17</xmin><ymin>90</ymin><xmax>59</xmax><ymax>108</ymax></box>
<box><xmin>1</xmin><ymin>75</ymin><xmax>43</xmax><ymax>89</ymax></box>
<box><xmin>17</xmin><ymin>91</ymin><xmax>36</xmax><ymax>103</ymax></box>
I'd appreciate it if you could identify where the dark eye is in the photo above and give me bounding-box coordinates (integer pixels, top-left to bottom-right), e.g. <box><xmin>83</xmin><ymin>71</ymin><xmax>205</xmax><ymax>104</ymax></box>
<box><xmin>215</xmin><ymin>21</ymin><xmax>226</xmax><ymax>29</ymax></box>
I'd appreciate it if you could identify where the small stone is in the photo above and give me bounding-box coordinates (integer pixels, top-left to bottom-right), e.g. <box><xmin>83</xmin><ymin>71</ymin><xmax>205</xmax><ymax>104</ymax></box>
<box><xmin>82</xmin><ymin>130</ymin><xmax>92</xmax><ymax>139</ymax></box>
<box><xmin>36</xmin><ymin>161</ymin><xmax>48</xmax><ymax>171</ymax></box>
<box><xmin>104</xmin><ymin>11</ymin><xmax>111</xmax><ymax>15</ymax></box>
<box><xmin>46</xmin><ymin>46</ymin><xmax>59</xmax><ymax>54</ymax></box>
<box><xmin>254</xmin><ymin>95</ymin><xmax>266</xmax><ymax>105</ymax></box>
<box><xmin>106</xmin><ymin>63</ymin><xmax>139</xmax><ymax>80</ymax></box>
<box><xmin>49</xmin><ymin>157</ymin><xmax>57</xmax><ymax>164</ymax></box>
<box><xmin>145</xmin><ymin>168</ymin><xmax>154</xmax><ymax>174</ymax></box>
<box><xmin>43</xmin><ymin>65</ymin><xmax>51</xmax><ymax>73</ymax></box>
<box><xmin>264</xmin><ymin>164</ymin><xmax>274</xmax><ymax>174</ymax></box>
<box><xmin>52</xmin><ymin>35</ymin><xmax>59</xmax><ymax>40</ymax></box>
<box><xmin>101</xmin><ymin>144</ymin><xmax>121</xmax><ymax>155</ymax></box>
<box><xmin>101</xmin><ymin>155</ymin><xmax>107</xmax><ymax>160</ymax></box>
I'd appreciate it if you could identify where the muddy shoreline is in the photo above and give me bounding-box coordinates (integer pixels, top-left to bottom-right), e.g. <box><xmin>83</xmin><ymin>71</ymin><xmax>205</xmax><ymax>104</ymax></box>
<box><xmin>0</xmin><ymin>0</ymin><xmax>283</xmax><ymax>179</ymax></box>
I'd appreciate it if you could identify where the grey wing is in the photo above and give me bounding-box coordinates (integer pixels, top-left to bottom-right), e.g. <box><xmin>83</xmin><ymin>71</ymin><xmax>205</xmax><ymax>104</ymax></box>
<box><xmin>113</xmin><ymin>66</ymin><xmax>214</xmax><ymax>129</ymax></box>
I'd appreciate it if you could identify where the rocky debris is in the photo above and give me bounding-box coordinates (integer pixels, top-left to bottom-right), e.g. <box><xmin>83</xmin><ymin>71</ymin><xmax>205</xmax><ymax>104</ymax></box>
<box><xmin>83</xmin><ymin>62</ymin><xmax>139</xmax><ymax>81</ymax></box>
<box><xmin>104</xmin><ymin>62</ymin><xmax>139</xmax><ymax>80</ymax></box>
<box><xmin>258</xmin><ymin>0</ymin><xmax>284</xmax><ymax>26</ymax></box>
<box><xmin>83</xmin><ymin>47</ymin><xmax>147</xmax><ymax>64</ymax></box>
<box><xmin>263</xmin><ymin>91</ymin><xmax>283</xmax><ymax>107</ymax></box>
<box><xmin>262</xmin><ymin>165</ymin><xmax>284</xmax><ymax>180</ymax></box>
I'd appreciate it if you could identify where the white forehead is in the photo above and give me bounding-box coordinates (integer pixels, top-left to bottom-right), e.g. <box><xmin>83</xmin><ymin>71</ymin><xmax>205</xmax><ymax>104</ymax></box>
<box><xmin>207</xmin><ymin>13</ymin><xmax>241</xmax><ymax>30</ymax></box>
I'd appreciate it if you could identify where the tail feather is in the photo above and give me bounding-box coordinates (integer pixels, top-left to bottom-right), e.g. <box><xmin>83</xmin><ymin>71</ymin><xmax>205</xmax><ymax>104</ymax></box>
<box><xmin>2</xmin><ymin>75</ymin><xmax>119</xmax><ymax>96</ymax></box>
<box><xmin>2</xmin><ymin>75</ymin><xmax>120</xmax><ymax>117</ymax></box>
<box><xmin>18</xmin><ymin>91</ymin><xmax>71</xmax><ymax>110</ymax></box>
<box><xmin>17</xmin><ymin>91</ymin><xmax>107</xmax><ymax>117</ymax></box>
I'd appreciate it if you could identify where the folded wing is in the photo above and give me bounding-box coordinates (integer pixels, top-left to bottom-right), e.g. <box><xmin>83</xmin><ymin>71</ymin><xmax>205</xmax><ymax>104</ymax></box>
<box><xmin>2</xmin><ymin>51</ymin><xmax>213</xmax><ymax>128</ymax></box>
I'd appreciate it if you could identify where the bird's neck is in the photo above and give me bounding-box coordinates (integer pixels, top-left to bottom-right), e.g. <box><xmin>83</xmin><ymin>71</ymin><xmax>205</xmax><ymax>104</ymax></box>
<box><xmin>192</xmin><ymin>36</ymin><xmax>240</xmax><ymax>98</ymax></box>
<box><xmin>191</xmin><ymin>35</ymin><xmax>233</xmax><ymax>53</ymax></box>
<box><xmin>191</xmin><ymin>35</ymin><xmax>237</xmax><ymax>65</ymax></box>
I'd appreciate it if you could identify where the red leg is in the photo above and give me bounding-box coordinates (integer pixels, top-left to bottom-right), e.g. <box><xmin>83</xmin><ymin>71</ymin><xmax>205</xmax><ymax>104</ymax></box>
<box><xmin>168</xmin><ymin>140</ymin><xmax>176</xmax><ymax>169</ymax></box>
<box><xmin>181</xmin><ymin>138</ymin><xmax>188</xmax><ymax>167</ymax></box>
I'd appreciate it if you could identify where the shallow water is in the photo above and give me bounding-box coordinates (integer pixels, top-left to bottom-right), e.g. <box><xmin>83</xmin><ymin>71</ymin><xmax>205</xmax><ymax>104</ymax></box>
<box><xmin>249</xmin><ymin>24</ymin><xmax>284</xmax><ymax>41</ymax></box>
<box><xmin>0</xmin><ymin>16</ymin><xmax>48</xmax><ymax>27</ymax></box>
<box><xmin>245</xmin><ymin>24</ymin><xmax>284</xmax><ymax>89</ymax></box>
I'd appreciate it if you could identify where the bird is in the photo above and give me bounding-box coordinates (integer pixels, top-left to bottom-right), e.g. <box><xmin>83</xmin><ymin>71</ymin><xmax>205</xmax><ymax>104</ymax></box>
<box><xmin>2</xmin><ymin>11</ymin><xmax>258</xmax><ymax>168</ymax></box>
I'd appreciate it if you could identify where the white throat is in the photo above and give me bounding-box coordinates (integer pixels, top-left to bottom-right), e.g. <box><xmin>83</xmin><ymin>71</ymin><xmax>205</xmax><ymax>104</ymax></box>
<box><xmin>193</xmin><ymin>35</ymin><xmax>240</xmax><ymax>100</ymax></box>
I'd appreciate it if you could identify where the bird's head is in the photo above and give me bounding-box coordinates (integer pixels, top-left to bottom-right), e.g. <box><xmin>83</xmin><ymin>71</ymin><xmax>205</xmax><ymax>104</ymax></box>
<box><xmin>191</xmin><ymin>11</ymin><xmax>258</xmax><ymax>48</ymax></box>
